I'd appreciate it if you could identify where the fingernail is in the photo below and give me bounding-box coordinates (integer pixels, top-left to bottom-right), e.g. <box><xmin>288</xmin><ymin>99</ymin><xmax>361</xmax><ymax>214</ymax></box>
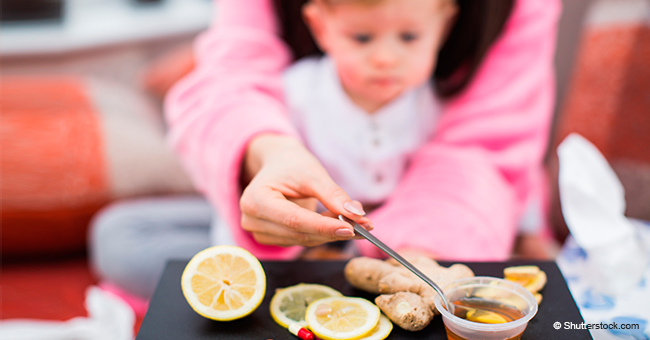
<box><xmin>343</xmin><ymin>201</ymin><xmax>365</xmax><ymax>216</ymax></box>
<box><xmin>360</xmin><ymin>222</ymin><xmax>373</xmax><ymax>230</ymax></box>
<box><xmin>335</xmin><ymin>228</ymin><xmax>355</xmax><ymax>237</ymax></box>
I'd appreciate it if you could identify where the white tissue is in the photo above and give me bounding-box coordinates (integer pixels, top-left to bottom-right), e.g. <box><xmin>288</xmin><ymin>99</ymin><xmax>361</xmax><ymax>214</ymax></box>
<box><xmin>0</xmin><ymin>286</ymin><xmax>135</xmax><ymax>340</ymax></box>
<box><xmin>558</xmin><ymin>133</ymin><xmax>648</xmax><ymax>296</ymax></box>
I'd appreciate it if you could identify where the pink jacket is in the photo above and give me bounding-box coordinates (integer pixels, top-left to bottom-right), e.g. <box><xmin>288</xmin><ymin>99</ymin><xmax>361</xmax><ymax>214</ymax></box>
<box><xmin>165</xmin><ymin>0</ymin><xmax>560</xmax><ymax>261</ymax></box>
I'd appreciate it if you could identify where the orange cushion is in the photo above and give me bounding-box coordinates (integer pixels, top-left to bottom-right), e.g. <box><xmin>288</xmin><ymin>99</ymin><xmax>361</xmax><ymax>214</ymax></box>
<box><xmin>1</xmin><ymin>77</ymin><xmax>110</xmax><ymax>257</ymax></box>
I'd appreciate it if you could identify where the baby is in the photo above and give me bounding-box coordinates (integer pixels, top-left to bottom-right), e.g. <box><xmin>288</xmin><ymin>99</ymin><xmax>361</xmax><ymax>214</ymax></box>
<box><xmin>284</xmin><ymin>0</ymin><xmax>458</xmax><ymax>206</ymax></box>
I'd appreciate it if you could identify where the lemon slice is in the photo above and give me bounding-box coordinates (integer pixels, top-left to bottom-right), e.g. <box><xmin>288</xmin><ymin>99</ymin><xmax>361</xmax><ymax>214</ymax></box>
<box><xmin>270</xmin><ymin>283</ymin><xmax>342</xmax><ymax>328</ymax></box>
<box><xmin>466</xmin><ymin>309</ymin><xmax>508</xmax><ymax>324</ymax></box>
<box><xmin>305</xmin><ymin>296</ymin><xmax>380</xmax><ymax>340</ymax></box>
<box><xmin>358</xmin><ymin>314</ymin><xmax>392</xmax><ymax>340</ymax></box>
<box><xmin>181</xmin><ymin>245</ymin><xmax>266</xmax><ymax>321</ymax></box>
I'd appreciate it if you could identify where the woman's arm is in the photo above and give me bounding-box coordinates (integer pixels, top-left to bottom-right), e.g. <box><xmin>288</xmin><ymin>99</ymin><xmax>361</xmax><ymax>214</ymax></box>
<box><xmin>165</xmin><ymin>0</ymin><xmax>302</xmax><ymax>259</ymax></box>
<box><xmin>164</xmin><ymin>0</ymin><xmax>364</xmax><ymax>259</ymax></box>
<box><xmin>359</xmin><ymin>0</ymin><xmax>561</xmax><ymax>261</ymax></box>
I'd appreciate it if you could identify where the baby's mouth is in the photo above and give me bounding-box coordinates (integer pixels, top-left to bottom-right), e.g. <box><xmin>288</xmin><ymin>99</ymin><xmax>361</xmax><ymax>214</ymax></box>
<box><xmin>370</xmin><ymin>77</ymin><xmax>398</xmax><ymax>87</ymax></box>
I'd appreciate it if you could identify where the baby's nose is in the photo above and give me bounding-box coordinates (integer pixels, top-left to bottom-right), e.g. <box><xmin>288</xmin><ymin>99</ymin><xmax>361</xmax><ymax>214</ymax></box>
<box><xmin>370</xmin><ymin>44</ymin><xmax>399</xmax><ymax>68</ymax></box>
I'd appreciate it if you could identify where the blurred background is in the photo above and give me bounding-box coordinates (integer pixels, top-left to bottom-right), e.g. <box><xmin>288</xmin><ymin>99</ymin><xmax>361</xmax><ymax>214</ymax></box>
<box><xmin>1</xmin><ymin>0</ymin><xmax>649</xmax><ymax>338</ymax></box>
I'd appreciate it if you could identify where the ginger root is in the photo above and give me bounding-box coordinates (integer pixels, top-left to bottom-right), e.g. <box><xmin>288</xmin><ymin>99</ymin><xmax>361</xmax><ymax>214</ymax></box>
<box><xmin>344</xmin><ymin>256</ymin><xmax>474</xmax><ymax>331</ymax></box>
<box><xmin>375</xmin><ymin>292</ymin><xmax>432</xmax><ymax>332</ymax></box>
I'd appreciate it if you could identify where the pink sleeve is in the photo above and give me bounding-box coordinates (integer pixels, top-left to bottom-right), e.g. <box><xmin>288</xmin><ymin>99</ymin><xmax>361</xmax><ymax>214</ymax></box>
<box><xmin>164</xmin><ymin>0</ymin><xmax>303</xmax><ymax>259</ymax></box>
<box><xmin>357</xmin><ymin>0</ymin><xmax>561</xmax><ymax>261</ymax></box>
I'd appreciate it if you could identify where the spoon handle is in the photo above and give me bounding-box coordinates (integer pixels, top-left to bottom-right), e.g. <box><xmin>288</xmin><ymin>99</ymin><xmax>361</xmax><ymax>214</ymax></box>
<box><xmin>338</xmin><ymin>215</ymin><xmax>451</xmax><ymax>312</ymax></box>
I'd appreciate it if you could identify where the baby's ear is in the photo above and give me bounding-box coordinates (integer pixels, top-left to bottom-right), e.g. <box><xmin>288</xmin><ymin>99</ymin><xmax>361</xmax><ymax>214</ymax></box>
<box><xmin>302</xmin><ymin>1</ymin><xmax>330</xmax><ymax>52</ymax></box>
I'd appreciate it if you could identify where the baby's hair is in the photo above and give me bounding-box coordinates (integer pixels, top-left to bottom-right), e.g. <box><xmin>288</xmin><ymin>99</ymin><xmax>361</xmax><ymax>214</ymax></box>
<box><xmin>318</xmin><ymin>0</ymin><xmax>456</xmax><ymax>9</ymax></box>
<box><xmin>318</xmin><ymin>0</ymin><xmax>385</xmax><ymax>6</ymax></box>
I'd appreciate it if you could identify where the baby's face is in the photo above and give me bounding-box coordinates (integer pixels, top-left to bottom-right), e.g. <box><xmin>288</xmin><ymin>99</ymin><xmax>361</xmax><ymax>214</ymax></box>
<box><xmin>309</xmin><ymin>0</ymin><xmax>457</xmax><ymax>111</ymax></box>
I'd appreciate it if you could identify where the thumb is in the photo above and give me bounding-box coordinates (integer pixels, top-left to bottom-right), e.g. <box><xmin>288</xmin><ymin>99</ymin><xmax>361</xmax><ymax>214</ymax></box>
<box><xmin>307</xmin><ymin>175</ymin><xmax>366</xmax><ymax>220</ymax></box>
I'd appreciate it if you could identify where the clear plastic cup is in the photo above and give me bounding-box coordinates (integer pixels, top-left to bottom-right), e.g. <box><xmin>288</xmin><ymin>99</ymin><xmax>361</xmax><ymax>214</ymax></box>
<box><xmin>433</xmin><ymin>277</ymin><xmax>538</xmax><ymax>340</ymax></box>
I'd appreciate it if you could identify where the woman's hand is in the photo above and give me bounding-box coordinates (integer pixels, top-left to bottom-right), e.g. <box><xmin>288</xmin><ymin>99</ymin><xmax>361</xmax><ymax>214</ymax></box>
<box><xmin>240</xmin><ymin>134</ymin><xmax>372</xmax><ymax>247</ymax></box>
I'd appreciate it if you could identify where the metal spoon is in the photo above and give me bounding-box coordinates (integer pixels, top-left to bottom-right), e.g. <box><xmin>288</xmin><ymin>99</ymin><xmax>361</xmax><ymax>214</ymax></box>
<box><xmin>338</xmin><ymin>215</ymin><xmax>453</xmax><ymax>313</ymax></box>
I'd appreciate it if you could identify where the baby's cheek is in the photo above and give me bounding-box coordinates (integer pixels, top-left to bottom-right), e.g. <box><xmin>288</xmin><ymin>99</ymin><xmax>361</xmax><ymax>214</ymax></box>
<box><xmin>339</xmin><ymin>63</ymin><xmax>364</xmax><ymax>89</ymax></box>
<box><xmin>411</xmin><ymin>53</ymin><xmax>437</xmax><ymax>85</ymax></box>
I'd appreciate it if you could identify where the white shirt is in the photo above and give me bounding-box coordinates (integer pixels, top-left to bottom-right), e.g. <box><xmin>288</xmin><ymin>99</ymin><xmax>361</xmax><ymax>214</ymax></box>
<box><xmin>283</xmin><ymin>56</ymin><xmax>440</xmax><ymax>205</ymax></box>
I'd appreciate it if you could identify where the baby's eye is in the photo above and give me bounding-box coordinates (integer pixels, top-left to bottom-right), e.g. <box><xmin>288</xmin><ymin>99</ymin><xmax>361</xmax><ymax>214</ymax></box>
<box><xmin>400</xmin><ymin>32</ymin><xmax>418</xmax><ymax>42</ymax></box>
<box><xmin>352</xmin><ymin>34</ymin><xmax>372</xmax><ymax>44</ymax></box>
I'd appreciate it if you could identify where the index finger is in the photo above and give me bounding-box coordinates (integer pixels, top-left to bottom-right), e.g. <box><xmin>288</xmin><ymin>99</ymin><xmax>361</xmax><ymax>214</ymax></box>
<box><xmin>256</xmin><ymin>189</ymin><xmax>356</xmax><ymax>238</ymax></box>
<box><xmin>301</xmin><ymin>174</ymin><xmax>369</xmax><ymax>225</ymax></box>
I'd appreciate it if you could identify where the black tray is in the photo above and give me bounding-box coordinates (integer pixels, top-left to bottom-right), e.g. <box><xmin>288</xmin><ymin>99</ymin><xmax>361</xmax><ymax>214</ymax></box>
<box><xmin>137</xmin><ymin>260</ymin><xmax>592</xmax><ymax>339</ymax></box>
